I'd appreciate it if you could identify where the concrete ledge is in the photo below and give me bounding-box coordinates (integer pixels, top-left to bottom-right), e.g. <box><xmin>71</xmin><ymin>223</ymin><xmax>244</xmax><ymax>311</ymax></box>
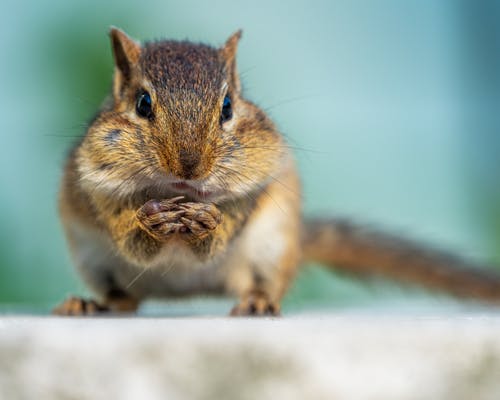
<box><xmin>2</xmin><ymin>312</ymin><xmax>500</xmax><ymax>399</ymax></box>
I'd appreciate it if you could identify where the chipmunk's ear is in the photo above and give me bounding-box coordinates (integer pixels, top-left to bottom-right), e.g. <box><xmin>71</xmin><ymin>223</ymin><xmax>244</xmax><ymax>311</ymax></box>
<box><xmin>109</xmin><ymin>27</ymin><xmax>141</xmax><ymax>97</ymax></box>
<box><xmin>220</xmin><ymin>30</ymin><xmax>242</xmax><ymax>92</ymax></box>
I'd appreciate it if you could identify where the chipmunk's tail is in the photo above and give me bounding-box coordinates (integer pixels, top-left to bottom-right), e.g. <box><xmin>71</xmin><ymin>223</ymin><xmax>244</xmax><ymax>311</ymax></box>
<box><xmin>301</xmin><ymin>218</ymin><xmax>500</xmax><ymax>303</ymax></box>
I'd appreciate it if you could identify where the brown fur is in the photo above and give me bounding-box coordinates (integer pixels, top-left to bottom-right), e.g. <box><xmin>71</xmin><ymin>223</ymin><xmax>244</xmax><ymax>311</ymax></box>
<box><xmin>54</xmin><ymin>28</ymin><xmax>500</xmax><ymax>317</ymax></box>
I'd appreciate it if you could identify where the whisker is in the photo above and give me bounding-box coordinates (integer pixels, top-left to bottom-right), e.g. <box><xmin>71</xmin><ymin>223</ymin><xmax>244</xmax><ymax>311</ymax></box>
<box><xmin>216</xmin><ymin>164</ymin><xmax>287</xmax><ymax>215</ymax></box>
<box><xmin>161</xmin><ymin>259</ymin><xmax>176</xmax><ymax>277</ymax></box>
<box><xmin>242</xmin><ymin>144</ymin><xmax>326</xmax><ymax>155</ymax></box>
<box><xmin>212</xmin><ymin>170</ymin><xmax>259</xmax><ymax>206</ymax></box>
<box><xmin>43</xmin><ymin>134</ymin><xmax>84</xmax><ymax>138</ymax></box>
<box><xmin>126</xmin><ymin>267</ymin><xmax>148</xmax><ymax>289</ymax></box>
<box><xmin>263</xmin><ymin>93</ymin><xmax>323</xmax><ymax>112</ymax></box>
<box><xmin>242</xmin><ymin>163</ymin><xmax>302</xmax><ymax>200</ymax></box>
<box><xmin>83</xmin><ymin>163</ymin><xmax>152</xmax><ymax>200</ymax></box>
<box><xmin>216</xmin><ymin>151</ymin><xmax>302</xmax><ymax>200</ymax></box>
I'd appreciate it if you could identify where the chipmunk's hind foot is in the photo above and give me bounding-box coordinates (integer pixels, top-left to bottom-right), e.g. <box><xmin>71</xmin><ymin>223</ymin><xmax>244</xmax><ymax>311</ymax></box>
<box><xmin>230</xmin><ymin>291</ymin><xmax>281</xmax><ymax>317</ymax></box>
<box><xmin>52</xmin><ymin>296</ymin><xmax>110</xmax><ymax>316</ymax></box>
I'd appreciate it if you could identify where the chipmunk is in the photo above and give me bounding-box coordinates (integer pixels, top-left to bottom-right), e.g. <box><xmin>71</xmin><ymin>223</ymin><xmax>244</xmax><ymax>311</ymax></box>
<box><xmin>53</xmin><ymin>28</ymin><xmax>500</xmax><ymax>316</ymax></box>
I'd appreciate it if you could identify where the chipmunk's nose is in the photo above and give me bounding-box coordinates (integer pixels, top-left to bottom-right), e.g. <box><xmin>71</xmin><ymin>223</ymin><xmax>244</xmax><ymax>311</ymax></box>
<box><xmin>179</xmin><ymin>149</ymin><xmax>201</xmax><ymax>180</ymax></box>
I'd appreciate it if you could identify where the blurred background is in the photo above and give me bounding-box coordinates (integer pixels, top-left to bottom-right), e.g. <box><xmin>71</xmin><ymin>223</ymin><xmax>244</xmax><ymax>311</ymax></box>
<box><xmin>0</xmin><ymin>0</ymin><xmax>499</xmax><ymax>313</ymax></box>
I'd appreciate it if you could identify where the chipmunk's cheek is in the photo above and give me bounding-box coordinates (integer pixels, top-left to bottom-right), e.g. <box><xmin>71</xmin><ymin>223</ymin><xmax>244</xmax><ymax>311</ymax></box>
<box><xmin>104</xmin><ymin>129</ymin><xmax>122</xmax><ymax>144</ymax></box>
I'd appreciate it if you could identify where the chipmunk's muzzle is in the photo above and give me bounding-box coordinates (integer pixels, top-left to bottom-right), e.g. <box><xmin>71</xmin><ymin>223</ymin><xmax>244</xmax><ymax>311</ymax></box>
<box><xmin>179</xmin><ymin>149</ymin><xmax>201</xmax><ymax>180</ymax></box>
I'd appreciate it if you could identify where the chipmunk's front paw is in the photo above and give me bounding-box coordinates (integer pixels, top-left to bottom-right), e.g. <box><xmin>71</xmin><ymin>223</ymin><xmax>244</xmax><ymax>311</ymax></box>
<box><xmin>136</xmin><ymin>197</ymin><xmax>222</xmax><ymax>241</ymax></box>
<box><xmin>136</xmin><ymin>196</ymin><xmax>186</xmax><ymax>240</ymax></box>
<box><xmin>177</xmin><ymin>202</ymin><xmax>223</xmax><ymax>240</ymax></box>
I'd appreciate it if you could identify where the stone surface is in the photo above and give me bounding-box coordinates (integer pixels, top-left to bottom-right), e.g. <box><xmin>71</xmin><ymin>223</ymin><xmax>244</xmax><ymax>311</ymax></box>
<box><xmin>2</xmin><ymin>307</ymin><xmax>500</xmax><ymax>400</ymax></box>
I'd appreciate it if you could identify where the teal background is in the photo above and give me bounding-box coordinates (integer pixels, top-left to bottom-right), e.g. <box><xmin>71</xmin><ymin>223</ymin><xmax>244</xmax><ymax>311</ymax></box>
<box><xmin>0</xmin><ymin>0</ymin><xmax>499</xmax><ymax>312</ymax></box>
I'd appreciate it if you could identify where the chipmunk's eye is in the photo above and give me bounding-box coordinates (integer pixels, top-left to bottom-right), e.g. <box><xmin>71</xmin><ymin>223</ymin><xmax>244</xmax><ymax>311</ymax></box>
<box><xmin>220</xmin><ymin>95</ymin><xmax>232</xmax><ymax>124</ymax></box>
<box><xmin>136</xmin><ymin>90</ymin><xmax>153</xmax><ymax>119</ymax></box>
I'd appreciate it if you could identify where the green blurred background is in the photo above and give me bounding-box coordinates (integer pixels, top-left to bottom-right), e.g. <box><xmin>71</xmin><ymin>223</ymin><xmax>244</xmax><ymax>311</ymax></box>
<box><xmin>1</xmin><ymin>0</ymin><xmax>499</xmax><ymax>313</ymax></box>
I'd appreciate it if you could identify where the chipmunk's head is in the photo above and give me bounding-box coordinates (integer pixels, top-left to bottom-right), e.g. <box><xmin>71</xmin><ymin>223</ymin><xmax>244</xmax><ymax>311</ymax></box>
<box><xmin>78</xmin><ymin>28</ymin><xmax>286</xmax><ymax>202</ymax></box>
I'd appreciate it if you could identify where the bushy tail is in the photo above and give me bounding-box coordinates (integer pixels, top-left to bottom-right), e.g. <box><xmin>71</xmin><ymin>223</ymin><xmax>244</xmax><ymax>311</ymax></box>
<box><xmin>302</xmin><ymin>218</ymin><xmax>500</xmax><ymax>303</ymax></box>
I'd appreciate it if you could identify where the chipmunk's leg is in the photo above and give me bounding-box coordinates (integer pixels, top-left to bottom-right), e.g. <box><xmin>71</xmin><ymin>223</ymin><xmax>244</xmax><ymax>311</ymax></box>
<box><xmin>226</xmin><ymin>195</ymin><xmax>301</xmax><ymax>317</ymax></box>
<box><xmin>54</xmin><ymin>219</ymin><xmax>142</xmax><ymax>316</ymax></box>
<box><xmin>228</xmin><ymin>246</ymin><xmax>300</xmax><ymax>317</ymax></box>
